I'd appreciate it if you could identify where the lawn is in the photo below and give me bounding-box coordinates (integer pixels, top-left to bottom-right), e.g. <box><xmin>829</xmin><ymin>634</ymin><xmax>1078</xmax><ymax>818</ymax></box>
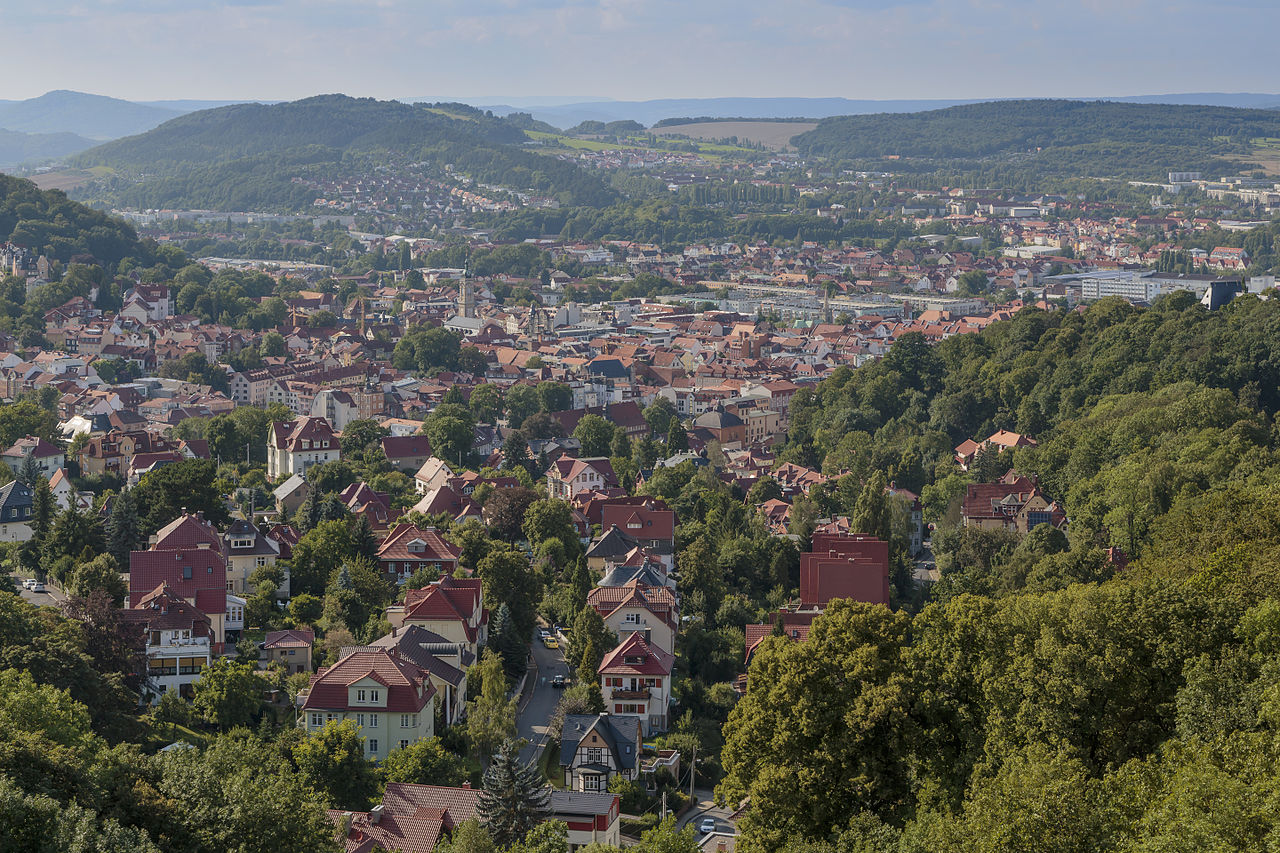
<box><xmin>538</xmin><ymin>739</ymin><xmax>565</xmax><ymax>788</ymax></box>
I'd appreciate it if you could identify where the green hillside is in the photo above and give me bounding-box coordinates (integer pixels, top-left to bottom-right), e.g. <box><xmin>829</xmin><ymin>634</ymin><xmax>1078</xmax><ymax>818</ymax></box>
<box><xmin>792</xmin><ymin>99</ymin><xmax>1280</xmax><ymax>179</ymax></box>
<box><xmin>0</xmin><ymin>128</ymin><xmax>97</xmax><ymax>167</ymax></box>
<box><xmin>71</xmin><ymin>94</ymin><xmax>618</xmax><ymax>210</ymax></box>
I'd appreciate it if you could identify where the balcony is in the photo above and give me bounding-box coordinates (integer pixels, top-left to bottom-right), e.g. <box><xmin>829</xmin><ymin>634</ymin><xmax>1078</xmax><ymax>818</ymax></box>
<box><xmin>611</xmin><ymin>688</ymin><xmax>649</xmax><ymax>700</ymax></box>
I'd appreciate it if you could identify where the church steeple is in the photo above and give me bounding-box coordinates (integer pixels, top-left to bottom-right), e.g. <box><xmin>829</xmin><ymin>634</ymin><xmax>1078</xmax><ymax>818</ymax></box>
<box><xmin>458</xmin><ymin>251</ymin><xmax>476</xmax><ymax>319</ymax></box>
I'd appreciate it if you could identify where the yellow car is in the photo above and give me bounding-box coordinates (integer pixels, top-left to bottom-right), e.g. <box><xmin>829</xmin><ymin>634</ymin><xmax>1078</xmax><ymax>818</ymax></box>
<box><xmin>541</xmin><ymin>635</ymin><xmax>559</xmax><ymax>649</ymax></box>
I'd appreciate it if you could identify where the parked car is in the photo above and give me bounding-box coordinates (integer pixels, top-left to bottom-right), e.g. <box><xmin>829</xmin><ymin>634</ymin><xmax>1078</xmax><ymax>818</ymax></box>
<box><xmin>699</xmin><ymin>818</ymin><xmax>717</xmax><ymax>835</ymax></box>
<box><xmin>538</xmin><ymin>628</ymin><xmax>550</xmax><ymax>639</ymax></box>
<box><xmin>29</xmin><ymin>582</ymin><xmax>45</xmax><ymax>593</ymax></box>
<box><xmin>21</xmin><ymin>578</ymin><xmax>36</xmax><ymax>589</ymax></box>
<box><xmin>541</xmin><ymin>636</ymin><xmax>559</xmax><ymax>649</ymax></box>
<box><xmin>551</xmin><ymin>674</ymin><xmax>567</xmax><ymax>688</ymax></box>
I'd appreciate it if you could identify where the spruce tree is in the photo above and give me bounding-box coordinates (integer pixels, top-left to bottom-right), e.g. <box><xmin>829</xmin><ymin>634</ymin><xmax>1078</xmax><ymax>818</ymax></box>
<box><xmin>30</xmin><ymin>477</ymin><xmax>55</xmax><ymax>546</ymax></box>
<box><xmin>104</xmin><ymin>488</ymin><xmax>141</xmax><ymax>569</ymax></box>
<box><xmin>477</xmin><ymin>738</ymin><xmax>551</xmax><ymax>848</ymax></box>
<box><xmin>665</xmin><ymin>422</ymin><xmax>688</xmax><ymax>456</ymax></box>
<box><xmin>353</xmin><ymin>513</ymin><xmax>377</xmax><ymax>562</ymax></box>
<box><xmin>17</xmin><ymin>453</ymin><xmax>40</xmax><ymax>487</ymax></box>
<box><xmin>567</xmin><ymin>556</ymin><xmax>592</xmax><ymax>617</ymax></box>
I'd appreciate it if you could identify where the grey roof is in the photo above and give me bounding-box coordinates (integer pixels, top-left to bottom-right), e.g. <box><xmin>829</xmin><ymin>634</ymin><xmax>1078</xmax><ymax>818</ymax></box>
<box><xmin>599</xmin><ymin>563</ymin><xmax>670</xmax><ymax>589</ymax></box>
<box><xmin>272</xmin><ymin>473</ymin><xmax>308</xmax><ymax>500</ymax></box>
<box><xmin>585</xmin><ymin>525</ymin><xmax>639</xmax><ymax>559</ymax></box>
<box><xmin>365</xmin><ymin>625</ymin><xmax>468</xmax><ymax>687</ymax></box>
<box><xmin>0</xmin><ymin>480</ymin><xmax>33</xmax><ymax>512</ymax></box>
<box><xmin>551</xmin><ymin>788</ymin><xmax>625</xmax><ymax>817</ymax></box>
<box><xmin>694</xmin><ymin>409</ymin><xmax>743</xmax><ymax>429</ymax></box>
<box><xmin>559</xmin><ymin>714</ymin><xmax>641</xmax><ymax>772</ymax></box>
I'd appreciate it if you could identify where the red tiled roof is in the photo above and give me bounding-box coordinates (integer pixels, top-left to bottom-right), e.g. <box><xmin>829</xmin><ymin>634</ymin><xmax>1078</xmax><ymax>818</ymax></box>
<box><xmin>264</xmin><ymin>628</ymin><xmax>315</xmax><ymax>649</ymax></box>
<box><xmin>152</xmin><ymin>512</ymin><xmax>224</xmax><ymax>553</ymax></box>
<box><xmin>302</xmin><ymin>648</ymin><xmax>436</xmax><ymax>714</ymax></box>
<box><xmin>599</xmin><ymin>631</ymin><xmax>674</xmax><ymax>676</ymax></box>
<box><xmin>129</xmin><ymin>548</ymin><xmax>227</xmax><ymax>613</ymax></box>
<box><xmin>600</xmin><ymin>505</ymin><xmax>675</xmax><ymax>542</ymax></box>
<box><xmin>378</xmin><ymin>524</ymin><xmax>461</xmax><ymax>564</ymax></box>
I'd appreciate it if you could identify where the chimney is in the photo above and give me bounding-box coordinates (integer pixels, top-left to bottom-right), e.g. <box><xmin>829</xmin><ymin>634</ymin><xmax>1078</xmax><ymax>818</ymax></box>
<box><xmin>461</xmin><ymin>781</ymin><xmax>472</xmax><ymax>789</ymax></box>
<box><xmin>643</xmin><ymin>627</ymin><xmax>651</xmax><ymax>645</ymax></box>
<box><xmin>369</xmin><ymin>805</ymin><xmax>384</xmax><ymax>824</ymax></box>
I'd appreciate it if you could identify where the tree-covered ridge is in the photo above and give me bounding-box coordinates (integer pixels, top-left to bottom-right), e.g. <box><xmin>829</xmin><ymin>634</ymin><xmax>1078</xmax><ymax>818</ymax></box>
<box><xmin>70</xmin><ymin>94</ymin><xmax>619</xmax><ymax>210</ymax></box>
<box><xmin>0</xmin><ymin>173</ymin><xmax>145</xmax><ymax>268</ymax></box>
<box><xmin>724</xmin><ymin>293</ymin><xmax>1280</xmax><ymax>850</ymax></box>
<box><xmin>791</xmin><ymin>99</ymin><xmax>1280</xmax><ymax>178</ymax></box>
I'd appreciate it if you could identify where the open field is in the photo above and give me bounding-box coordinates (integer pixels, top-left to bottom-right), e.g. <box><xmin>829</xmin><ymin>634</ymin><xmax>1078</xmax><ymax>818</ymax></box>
<box><xmin>1230</xmin><ymin>138</ymin><xmax>1280</xmax><ymax>176</ymax></box>
<box><xmin>651</xmin><ymin>121</ymin><xmax>818</xmax><ymax>150</ymax></box>
<box><xmin>29</xmin><ymin>168</ymin><xmax>106</xmax><ymax>191</ymax></box>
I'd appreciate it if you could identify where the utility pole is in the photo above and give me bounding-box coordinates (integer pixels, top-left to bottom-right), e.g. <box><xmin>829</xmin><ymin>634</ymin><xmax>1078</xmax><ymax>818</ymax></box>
<box><xmin>689</xmin><ymin>742</ymin><xmax>696</xmax><ymax>802</ymax></box>
<box><xmin>661</xmin><ymin>791</ymin><xmax>667</xmax><ymax>822</ymax></box>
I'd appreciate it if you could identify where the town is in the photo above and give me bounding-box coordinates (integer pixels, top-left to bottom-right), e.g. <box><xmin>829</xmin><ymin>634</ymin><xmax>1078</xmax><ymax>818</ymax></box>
<box><xmin>5</xmin><ymin>84</ymin><xmax>1280</xmax><ymax>853</ymax></box>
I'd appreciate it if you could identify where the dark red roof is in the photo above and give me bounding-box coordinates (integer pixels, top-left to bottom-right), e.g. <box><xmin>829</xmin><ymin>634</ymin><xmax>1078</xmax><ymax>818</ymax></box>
<box><xmin>600</xmin><ymin>505</ymin><xmax>675</xmax><ymax>543</ymax></box>
<box><xmin>302</xmin><ymin>648</ymin><xmax>436</xmax><ymax>714</ymax></box>
<box><xmin>129</xmin><ymin>548</ymin><xmax>227</xmax><ymax>613</ymax></box>
<box><xmin>381</xmin><ymin>435</ymin><xmax>433</xmax><ymax>460</ymax></box>
<box><xmin>800</xmin><ymin>533</ymin><xmax>889</xmax><ymax>608</ymax></box>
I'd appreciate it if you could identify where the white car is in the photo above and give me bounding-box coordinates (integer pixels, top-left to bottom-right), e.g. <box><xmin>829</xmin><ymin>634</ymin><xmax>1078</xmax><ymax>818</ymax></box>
<box><xmin>21</xmin><ymin>578</ymin><xmax>37</xmax><ymax>589</ymax></box>
<box><xmin>699</xmin><ymin>818</ymin><xmax>717</xmax><ymax>835</ymax></box>
<box><xmin>29</xmin><ymin>582</ymin><xmax>46</xmax><ymax>593</ymax></box>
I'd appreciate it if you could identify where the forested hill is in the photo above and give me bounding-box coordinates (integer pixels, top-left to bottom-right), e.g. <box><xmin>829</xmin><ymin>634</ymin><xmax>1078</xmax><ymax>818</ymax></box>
<box><xmin>0</xmin><ymin>173</ymin><xmax>144</xmax><ymax>267</ymax></box>
<box><xmin>722</xmin><ymin>292</ymin><xmax>1280</xmax><ymax>849</ymax></box>
<box><xmin>70</xmin><ymin>94</ymin><xmax>618</xmax><ymax>210</ymax></box>
<box><xmin>791</xmin><ymin>99</ymin><xmax>1280</xmax><ymax>179</ymax></box>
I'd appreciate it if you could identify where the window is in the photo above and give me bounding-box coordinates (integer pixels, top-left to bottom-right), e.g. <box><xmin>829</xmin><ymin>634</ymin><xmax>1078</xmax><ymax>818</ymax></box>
<box><xmin>367</xmin><ymin>739</ymin><xmax>378</xmax><ymax>754</ymax></box>
<box><xmin>587</xmin><ymin>747</ymin><xmax>603</xmax><ymax>763</ymax></box>
<box><xmin>583</xmin><ymin>775</ymin><xmax>602</xmax><ymax>791</ymax></box>
<box><xmin>399</xmin><ymin>739</ymin><xmax>409</xmax><ymax>751</ymax></box>
<box><xmin>256</xmin><ymin>557</ymin><xmax>267</xmax><ymax>567</ymax></box>
<box><xmin>182</xmin><ymin>566</ymin><xmax>192</xmax><ymax>579</ymax></box>
<box><xmin>357</xmin><ymin>689</ymin><xmax>367</xmax><ymax>702</ymax></box>
<box><xmin>357</xmin><ymin>714</ymin><xmax>365</xmax><ymax>727</ymax></box>
<box><xmin>401</xmin><ymin>714</ymin><xmax>411</xmax><ymax>728</ymax></box>
<box><xmin>369</xmin><ymin>714</ymin><xmax>379</xmax><ymax>727</ymax></box>
<box><xmin>310</xmin><ymin>713</ymin><xmax>323</xmax><ymax>727</ymax></box>
<box><xmin>370</xmin><ymin>690</ymin><xmax>381</xmax><ymax>703</ymax></box>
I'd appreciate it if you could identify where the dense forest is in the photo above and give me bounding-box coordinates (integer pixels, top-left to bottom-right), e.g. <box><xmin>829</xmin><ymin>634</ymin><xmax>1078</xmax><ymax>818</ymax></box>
<box><xmin>720</xmin><ymin>293</ymin><xmax>1280</xmax><ymax>850</ymax></box>
<box><xmin>70</xmin><ymin>95</ymin><xmax>619</xmax><ymax>210</ymax></box>
<box><xmin>792</xmin><ymin>100</ymin><xmax>1280</xmax><ymax>180</ymax></box>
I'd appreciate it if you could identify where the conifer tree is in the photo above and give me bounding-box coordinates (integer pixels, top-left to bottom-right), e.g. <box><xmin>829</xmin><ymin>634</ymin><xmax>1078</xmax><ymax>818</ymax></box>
<box><xmin>104</xmin><ymin>488</ymin><xmax>141</xmax><ymax>569</ymax></box>
<box><xmin>477</xmin><ymin>738</ymin><xmax>551</xmax><ymax>848</ymax></box>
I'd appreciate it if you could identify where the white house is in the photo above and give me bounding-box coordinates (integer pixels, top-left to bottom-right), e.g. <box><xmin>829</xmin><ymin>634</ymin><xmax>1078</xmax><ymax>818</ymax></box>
<box><xmin>267</xmin><ymin>416</ymin><xmax>341</xmax><ymax>479</ymax></box>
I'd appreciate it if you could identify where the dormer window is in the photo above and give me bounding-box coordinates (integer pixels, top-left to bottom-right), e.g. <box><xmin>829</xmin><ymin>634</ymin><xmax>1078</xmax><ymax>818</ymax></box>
<box><xmin>231</xmin><ymin>538</ymin><xmax>253</xmax><ymax>549</ymax></box>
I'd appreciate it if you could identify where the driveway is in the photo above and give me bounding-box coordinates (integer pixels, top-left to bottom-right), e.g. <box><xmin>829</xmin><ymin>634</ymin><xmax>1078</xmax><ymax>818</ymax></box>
<box><xmin>517</xmin><ymin>627</ymin><xmax>568</xmax><ymax>765</ymax></box>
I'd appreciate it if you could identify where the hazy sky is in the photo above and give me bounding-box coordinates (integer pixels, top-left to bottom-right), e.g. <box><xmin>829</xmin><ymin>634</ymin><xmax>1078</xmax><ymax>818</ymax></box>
<box><xmin>8</xmin><ymin>0</ymin><xmax>1280</xmax><ymax>102</ymax></box>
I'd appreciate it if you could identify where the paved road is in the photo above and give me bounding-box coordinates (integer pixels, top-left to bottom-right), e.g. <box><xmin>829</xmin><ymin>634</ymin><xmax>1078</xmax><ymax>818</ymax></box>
<box><xmin>517</xmin><ymin>628</ymin><xmax>569</xmax><ymax>765</ymax></box>
<box><xmin>13</xmin><ymin>575</ymin><xmax>65</xmax><ymax>606</ymax></box>
<box><xmin>676</xmin><ymin>787</ymin><xmax>737</xmax><ymax>837</ymax></box>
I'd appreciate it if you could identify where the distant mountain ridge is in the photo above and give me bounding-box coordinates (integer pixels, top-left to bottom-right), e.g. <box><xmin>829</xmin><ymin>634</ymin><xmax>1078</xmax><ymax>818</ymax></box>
<box><xmin>790</xmin><ymin>99</ymin><xmax>1280</xmax><ymax>180</ymax></box>
<box><xmin>449</xmin><ymin>93</ymin><xmax>1280</xmax><ymax>129</ymax></box>
<box><xmin>0</xmin><ymin>90</ymin><xmax>180</xmax><ymax>140</ymax></box>
<box><xmin>0</xmin><ymin>128</ymin><xmax>97</xmax><ymax>168</ymax></box>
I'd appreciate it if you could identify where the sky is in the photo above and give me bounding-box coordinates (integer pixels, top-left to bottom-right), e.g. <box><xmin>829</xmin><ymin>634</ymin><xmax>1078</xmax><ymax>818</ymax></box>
<box><xmin>6</xmin><ymin>0</ymin><xmax>1280</xmax><ymax>103</ymax></box>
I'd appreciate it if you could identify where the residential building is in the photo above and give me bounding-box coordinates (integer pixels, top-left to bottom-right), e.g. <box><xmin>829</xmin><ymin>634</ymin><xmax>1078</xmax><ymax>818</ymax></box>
<box><xmin>223</xmin><ymin>518</ymin><xmax>283</xmax><ymax>597</ymax></box>
<box><xmin>268</xmin><ymin>416</ymin><xmax>341</xmax><ymax>479</ymax></box>
<box><xmin>298</xmin><ymin>647</ymin><xmax>437</xmax><ymax>761</ymax></box>
<box><xmin>559</xmin><ymin>713</ymin><xmax>643</xmax><ymax>792</ymax></box>
<box><xmin>387</xmin><ymin>576</ymin><xmax>488</xmax><ymax>656</ymax></box>
<box><xmin>2</xmin><ymin>435</ymin><xmax>65</xmax><ymax>480</ymax></box>
<box><xmin>586</xmin><ymin>581</ymin><xmax>679</xmax><ymax>654</ymax></box>
<box><xmin>547</xmin><ymin>456</ymin><xmax>618</xmax><ymax>500</ymax></box>
<box><xmin>367</xmin><ymin>625</ymin><xmax>470</xmax><ymax>726</ymax></box>
<box><xmin>262</xmin><ymin>628</ymin><xmax>314</xmax><ymax>675</ymax></box>
<box><xmin>598</xmin><ymin>631</ymin><xmax>674</xmax><ymax>736</ymax></box>
<box><xmin>120</xmin><ymin>585</ymin><xmax>213</xmax><ymax>703</ymax></box>
<box><xmin>0</xmin><ymin>480</ymin><xmax>34</xmax><ymax>542</ymax></box>
<box><xmin>376</xmin><ymin>523</ymin><xmax>461</xmax><ymax>586</ymax></box>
